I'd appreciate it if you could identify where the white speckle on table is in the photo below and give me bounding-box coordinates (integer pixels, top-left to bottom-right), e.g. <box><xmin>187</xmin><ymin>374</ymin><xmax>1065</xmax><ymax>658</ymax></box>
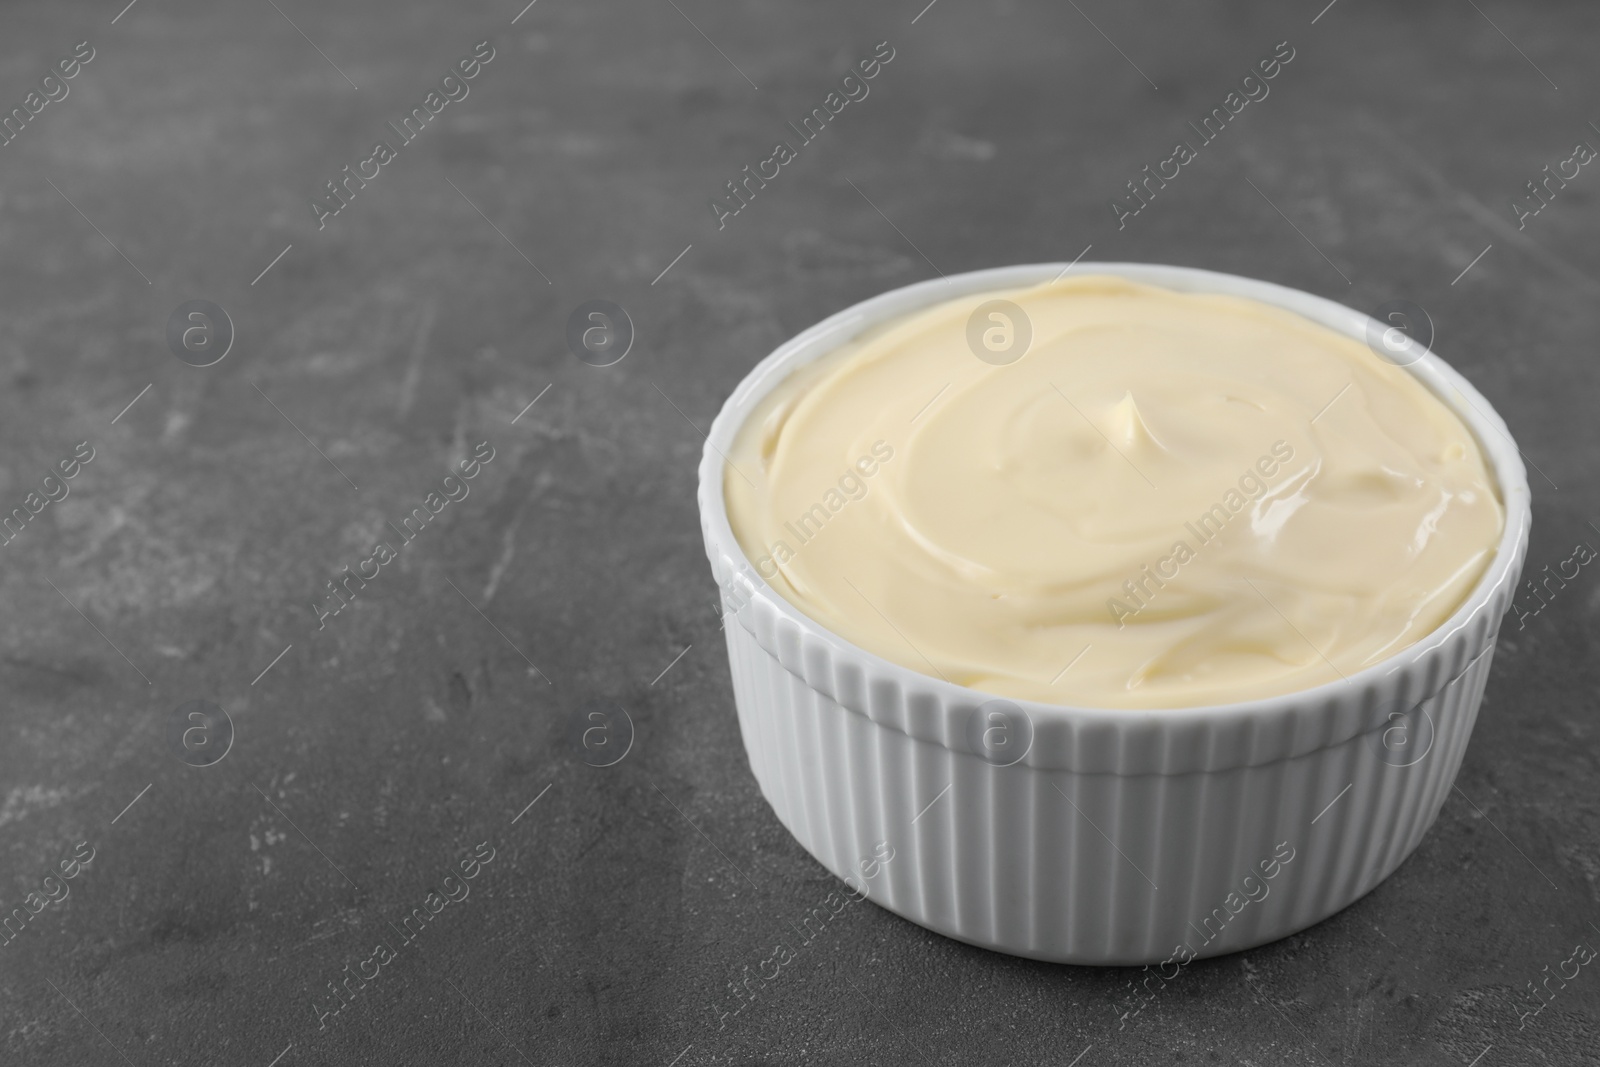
<box><xmin>0</xmin><ymin>785</ymin><xmax>71</xmax><ymax>830</ymax></box>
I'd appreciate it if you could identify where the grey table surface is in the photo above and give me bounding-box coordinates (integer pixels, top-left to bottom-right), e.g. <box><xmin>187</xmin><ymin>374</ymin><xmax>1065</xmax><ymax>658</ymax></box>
<box><xmin>2</xmin><ymin>0</ymin><xmax>1598</xmax><ymax>1064</ymax></box>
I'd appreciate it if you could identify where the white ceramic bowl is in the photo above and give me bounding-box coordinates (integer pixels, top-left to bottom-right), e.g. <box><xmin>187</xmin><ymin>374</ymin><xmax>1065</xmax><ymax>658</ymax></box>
<box><xmin>696</xmin><ymin>263</ymin><xmax>1531</xmax><ymax>966</ymax></box>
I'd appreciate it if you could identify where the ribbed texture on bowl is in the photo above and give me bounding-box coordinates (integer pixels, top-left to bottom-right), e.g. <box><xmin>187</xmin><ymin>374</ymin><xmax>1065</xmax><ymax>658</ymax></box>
<box><xmin>698</xmin><ymin>263</ymin><xmax>1532</xmax><ymax>965</ymax></box>
<box><xmin>719</xmin><ymin>570</ymin><xmax>1506</xmax><ymax>963</ymax></box>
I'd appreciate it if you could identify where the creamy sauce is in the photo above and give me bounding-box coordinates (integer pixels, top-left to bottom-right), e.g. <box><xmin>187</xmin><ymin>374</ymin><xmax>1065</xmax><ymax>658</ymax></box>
<box><xmin>724</xmin><ymin>276</ymin><xmax>1504</xmax><ymax>708</ymax></box>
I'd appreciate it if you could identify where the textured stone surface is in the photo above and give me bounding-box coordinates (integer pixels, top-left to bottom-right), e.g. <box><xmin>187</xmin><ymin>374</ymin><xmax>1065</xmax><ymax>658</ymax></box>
<box><xmin>1</xmin><ymin>0</ymin><xmax>1597</xmax><ymax>1064</ymax></box>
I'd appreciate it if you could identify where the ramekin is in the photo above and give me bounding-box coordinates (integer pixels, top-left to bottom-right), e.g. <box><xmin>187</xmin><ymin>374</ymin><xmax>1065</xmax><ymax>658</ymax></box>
<box><xmin>696</xmin><ymin>263</ymin><xmax>1531</xmax><ymax>965</ymax></box>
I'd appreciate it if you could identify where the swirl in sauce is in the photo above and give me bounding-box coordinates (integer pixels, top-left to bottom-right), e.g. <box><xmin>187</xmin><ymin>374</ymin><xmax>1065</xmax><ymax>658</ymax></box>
<box><xmin>725</xmin><ymin>276</ymin><xmax>1504</xmax><ymax>708</ymax></box>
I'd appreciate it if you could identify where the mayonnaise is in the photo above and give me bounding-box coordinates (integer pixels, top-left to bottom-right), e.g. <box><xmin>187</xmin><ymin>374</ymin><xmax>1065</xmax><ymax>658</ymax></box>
<box><xmin>724</xmin><ymin>275</ymin><xmax>1504</xmax><ymax>708</ymax></box>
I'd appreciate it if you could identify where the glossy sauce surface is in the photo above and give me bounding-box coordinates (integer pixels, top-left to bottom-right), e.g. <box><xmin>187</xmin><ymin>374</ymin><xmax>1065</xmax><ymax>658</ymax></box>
<box><xmin>725</xmin><ymin>276</ymin><xmax>1504</xmax><ymax>708</ymax></box>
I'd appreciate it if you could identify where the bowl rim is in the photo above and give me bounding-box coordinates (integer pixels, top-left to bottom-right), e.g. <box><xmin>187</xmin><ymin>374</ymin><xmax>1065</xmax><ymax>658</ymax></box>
<box><xmin>696</xmin><ymin>261</ymin><xmax>1533</xmax><ymax>727</ymax></box>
